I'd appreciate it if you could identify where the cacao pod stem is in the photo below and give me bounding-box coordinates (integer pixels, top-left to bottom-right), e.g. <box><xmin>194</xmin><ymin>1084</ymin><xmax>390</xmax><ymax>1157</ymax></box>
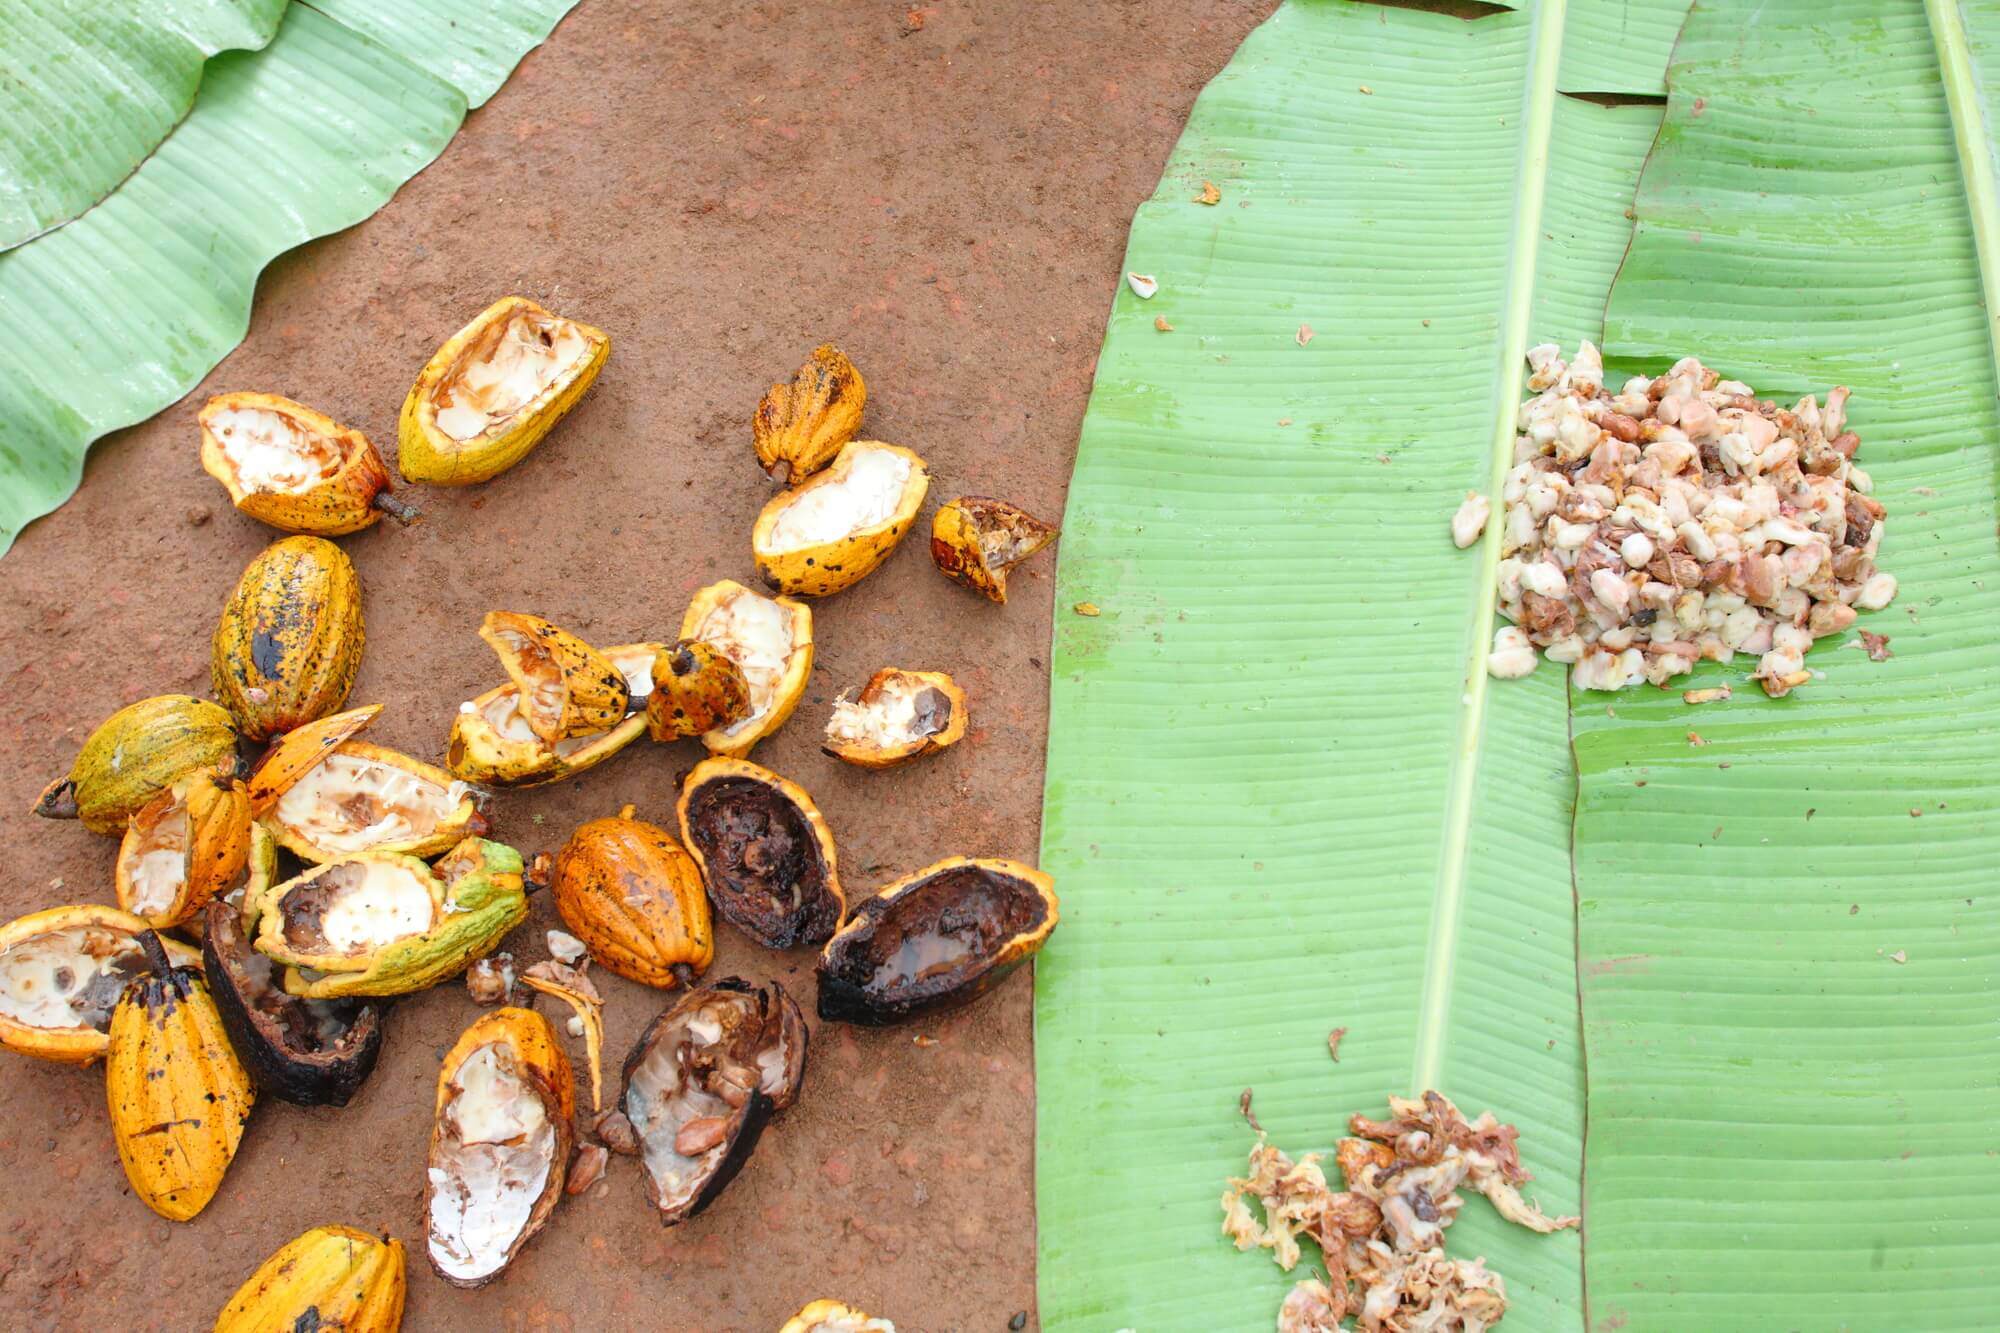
<box><xmin>766</xmin><ymin>458</ymin><xmax>792</xmax><ymax>486</ymax></box>
<box><xmin>136</xmin><ymin>929</ymin><xmax>173</xmax><ymax>978</ymax></box>
<box><xmin>32</xmin><ymin>778</ymin><xmax>78</xmax><ymax>820</ymax></box>
<box><xmin>372</xmin><ymin>491</ymin><xmax>424</xmax><ymax>526</ymax></box>
<box><xmin>669</xmin><ymin>962</ymin><xmax>700</xmax><ymax>989</ymax></box>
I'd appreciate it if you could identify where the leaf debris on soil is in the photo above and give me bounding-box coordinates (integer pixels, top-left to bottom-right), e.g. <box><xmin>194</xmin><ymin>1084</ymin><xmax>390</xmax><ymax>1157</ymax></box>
<box><xmin>1197</xmin><ymin>181</ymin><xmax>1221</xmax><ymax>205</ymax></box>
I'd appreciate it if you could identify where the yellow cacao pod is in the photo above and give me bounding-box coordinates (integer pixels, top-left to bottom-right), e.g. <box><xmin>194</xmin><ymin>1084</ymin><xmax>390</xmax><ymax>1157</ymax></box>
<box><xmin>0</xmin><ymin>905</ymin><xmax>199</xmax><ymax>1064</ymax></box>
<box><xmin>821</xmin><ymin>668</ymin><xmax>968</xmax><ymax>769</ymax></box>
<box><xmin>256</xmin><ymin>715</ymin><xmax>485</xmax><ymax>864</ymax></box>
<box><xmin>449</xmin><ymin>641</ymin><xmax>659</xmax><ymax>788</ymax></box>
<box><xmin>929</xmin><ymin>495</ymin><xmax>1059</xmax><ymax>603</ymax></box>
<box><xmin>212</xmin><ymin>536</ymin><xmax>365</xmax><ymax>743</ymax></box>
<box><xmin>199</xmin><ymin>391</ymin><xmax>416</xmax><ymax>536</ymax></box>
<box><xmin>214</xmin><ymin>1224</ymin><xmax>406</xmax><ymax>1332</ymax></box>
<box><xmin>645</xmin><ymin>640</ymin><xmax>750</xmax><ymax>742</ymax></box>
<box><xmin>678</xmin><ymin>580</ymin><xmax>813</xmax><ymax>758</ymax></box>
<box><xmin>106</xmin><ymin>931</ymin><xmax>256</xmax><ymax>1221</ymax></box>
<box><xmin>752</xmin><ymin>441</ymin><xmax>929</xmax><ymax>597</ymax></box>
<box><xmin>753</xmin><ymin>343</ymin><xmax>865</xmax><ymax>484</ymax></box>
<box><xmin>399</xmin><ymin>296</ymin><xmax>610</xmax><ymax>486</ymax></box>
<box><xmin>34</xmin><ymin>694</ymin><xmax>238</xmax><ymax>835</ymax></box>
<box><xmin>476</xmin><ymin>611</ymin><xmax>629</xmax><ymax>742</ymax></box>
<box><xmin>553</xmin><ymin>804</ymin><xmax>713</xmax><ymax>988</ymax></box>
<box><xmin>781</xmin><ymin>1300</ymin><xmax>897</xmax><ymax>1333</ymax></box>
<box><xmin>114</xmin><ymin>769</ymin><xmax>252</xmax><ymax>929</ymax></box>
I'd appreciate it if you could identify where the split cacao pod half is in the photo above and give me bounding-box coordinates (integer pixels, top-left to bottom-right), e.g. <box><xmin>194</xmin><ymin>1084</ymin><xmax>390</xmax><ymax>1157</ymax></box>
<box><xmin>212</xmin><ymin>535</ymin><xmax>366</xmax><ymax>742</ymax></box>
<box><xmin>678</xmin><ymin>579</ymin><xmax>814</xmax><ymax>758</ymax></box>
<box><xmin>199</xmin><ymin>391</ymin><xmax>416</xmax><ymax>536</ymax></box>
<box><xmin>552</xmin><ymin>804</ymin><xmax>713</xmax><ymax>988</ymax></box>
<box><xmin>0</xmin><ymin>905</ymin><xmax>199</xmax><ymax>1064</ymax></box>
<box><xmin>644</xmin><ymin>640</ymin><xmax>750</xmax><ymax>742</ymax></box>
<box><xmin>753</xmin><ymin>342</ymin><xmax>865</xmax><ymax>485</ymax></box>
<box><xmin>253</xmin><ymin>707</ymin><xmax>483</xmax><ymax>863</ymax></box>
<box><xmin>253</xmin><ymin>837</ymin><xmax>527</xmax><ymax>1000</ymax></box>
<box><xmin>202</xmin><ymin>897</ymin><xmax>385</xmax><ymax>1107</ymax></box>
<box><xmin>34</xmin><ymin>694</ymin><xmax>238</xmax><ymax>835</ymax></box>
<box><xmin>425</xmin><ymin>1007</ymin><xmax>573</xmax><ymax>1286</ymax></box>
<box><xmin>476</xmin><ymin>611</ymin><xmax>629</xmax><ymax>742</ymax></box>
<box><xmin>620</xmin><ymin>977</ymin><xmax>807</xmax><ymax>1225</ymax></box>
<box><xmin>114</xmin><ymin>769</ymin><xmax>252</xmax><ymax>929</ymax></box>
<box><xmin>106</xmin><ymin>931</ymin><xmax>256</xmax><ymax>1221</ymax></box>
<box><xmin>929</xmin><ymin>495</ymin><xmax>1059</xmax><ymax>603</ymax></box>
<box><xmin>751</xmin><ymin>441</ymin><xmax>929</xmax><ymax>597</ymax></box>
<box><xmin>399</xmin><ymin>295</ymin><xmax>610</xmax><ymax>486</ymax></box>
<box><xmin>822</xmin><ymin>668</ymin><xmax>967</xmax><ymax>769</ymax></box>
<box><xmin>450</xmin><ymin>641</ymin><xmax>661</xmax><ymax>787</ymax></box>
<box><xmin>677</xmin><ymin>758</ymin><xmax>843</xmax><ymax>950</ymax></box>
<box><xmin>214</xmin><ymin>1224</ymin><xmax>406</xmax><ymax>1333</ymax></box>
<box><xmin>781</xmin><ymin>1300</ymin><xmax>897</xmax><ymax>1333</ymax></box>
<box><xmin>816</xmin><ymin>856</ymin><xmax>1058</xmax><ymax>1026</ymax></box>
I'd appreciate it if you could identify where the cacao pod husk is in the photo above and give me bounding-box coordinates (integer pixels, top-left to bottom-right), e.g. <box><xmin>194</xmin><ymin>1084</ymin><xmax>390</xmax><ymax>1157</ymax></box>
<box><xmin>677</xmin><ymin>758</ymin><xmax>843</xmax><ymax>950</ymax></box>
<box><xmin>212</xmin><ymin>535</ymin><xmax>365</xmax><ymax>743</ymax></box>
<box><xmin>752</xmin><ymin>441</ymin><xmax>929</xmax><ymax>597</ymax></box>
<box><xmin>753</xmin><ymin>343</ymin><xmax>865</xmax><ymax>485</ymax></box>
<box><xmin>213</xmin><ymin>1224</ymin><xmax>406</xmax><ymax>1332</ymax></box>
<box><xmin>199</xmin><ymin>391</ymin><xmax>414</xmax><ymax>536</ymax></box>
<box><xmin>476</xmin><ymin>611</ymin><xmax>629</xmax><ymax>742</ymax></box>
<box><xmin>34</xmin><ymin>695</ymin><xmax>238</xmax><ymax>835</ymax></box>
<box><xmin>114</xmin><ymin>769</ymin><xmax>252</xmax><ymax>929</ymax></box>
<box><xmin>0</xmin><ymin>905</ymin><xmax>198</xmax><ymax>1064</ymax></box>
<box><xmin>678</xmin><ymin>580</ymin><xmax>813</xmax><ymax>758</ymax></box>
<box><xmin>821</xmin><ymin>668</ymin><xmax>967</xmax><ymax>769</ymax></box>
<box><xmin>553</xmin><ymin>804</ymin><xmax>713</xmax><ymax>988</ymax></box>
<box><xmin>645</xmin><ymin>640</ymin><xmax>751</xmax><ymax>742</ymax></box>
<box><xmin>929</xmin><ymin>495</ymin><xmax>1059</xmax><ymax>603</ymax></box>
<box><xmin>781</xmin><ymin>1300</ymin><xmax>897</xmax><ymax>1333</ymax></box>
<box><xmin>449</xmin><ymin>641</ymin><xmax>659</xmax><ymax>787</ymax></box>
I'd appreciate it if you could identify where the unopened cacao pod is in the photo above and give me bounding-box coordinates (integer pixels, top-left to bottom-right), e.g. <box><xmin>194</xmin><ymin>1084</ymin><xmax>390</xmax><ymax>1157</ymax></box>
<box><xmin>34</xmin><ymin>695</ymin><xmax>238</xmax><ymax>835</ymax></box>
<box><xmin>212</xmin><ymin>536</ymin><xmax>365</xmax><ymax>742</ymax></box>
<box><xmin>553</xmin><ymin>804</ymin><xmax>713</xmax><ymax>988</ymax></box>
<box><xmin>213</xmin><ymin>1224</ymin><xmax>406</xmax><ymax>1332</ymax></box>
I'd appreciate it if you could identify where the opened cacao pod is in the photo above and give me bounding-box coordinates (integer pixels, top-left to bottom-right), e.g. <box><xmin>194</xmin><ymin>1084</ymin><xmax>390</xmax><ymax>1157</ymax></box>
<box><xmin>253</xmin><ymin>837</ymin><xmax>528</xmax><ymax>1000</ymax></box>
<box><xmin>620</xmin><ymin>978</ymin><xmax>806</xmax><ymax>1225</ymax></box>
<box><xmin>252</xmin><ymin>707</ymin><xmax>484</xmax><ymax>863</ymax></box>
<box><xmin>822</xmin><ymin>668</ymin><xmax>967</xmax><ymax>768</ymax></box>
<box><xmin>400</xmin><ymin>296</ymin><xmax>610</xmax><ymax>486</ymax></box>
<box><xmin>34</xmin><ymin>694</ymin><xmax>238</xmax><ymax>835</ymax></box>
<box><xmin>754</xmin><ymin>343</ymin><xmax>865</xmax><ymax>484</ymax></box>
<box><xmin>553</xmin><ymin>804</ymin><xmax>713</xmax><ymax>988</ymax></box>
<box><xmin>477</xmin><ymin>611</ymin><xmax>629</xmax><ymax>742</ymax></box>
<box><xmin>816</xmin><ymin>856</ymin><xmax>1057</xmax><ymax>1026</ymax></box>
<box><xmin>425</xmin><ymin>1007</ymin><xmax>573</xmax><ymax>1286</ymax></box>
<box><xmin>114</xmin><ymin>769</ymin><xmax>252</xmax><ymax>929</ymax></box>
<box><xmin>199</xmin><ymin>391</ymin><xmax>416</xmax><ymax>536</ymax></box>
<box><xmin>0</xmin><ymin>905</ymin><xmax>199</xmax><ymax>1064</ymax></box>
<box><xmin>678</xmin><ymin>580</ymin><xmax>814</xmax><ymax>758</ymax></box>
<box><xmin>781</xmin><ymin>1300</ymin><xmax>897</xmax><ymax>1333</ymax></box>
<box><xmin>929</xmin><ymin>496</ymin><xmax>1059</xmax><ymax>603</ymax></box>
<box><xmin>752</xmin><ymin>441</ymin><xmax>929</xmax><ymax>598</ymax></box>
<box><xmin>677</xmin><ymin>758</ymin><xmax>843</xmax><ymax>949</ymax></box>
<box><xmin>107</xmin><ymin>931</ymin><xmax>256</xmax><ymax>1221</ymax></box>
<box><xmin>644</xmin><ymin>640</ymin><xmax>751</xmax><ymax>741</ymax></box>
<box><xmin>450</xmin><ymin>641</ymin><xmax>660</xmax><ymax>787</ymax></box>
<box><xmin>214</xmin><ymin>1224</ymin><xmax>406</xmax><ymax>1332</ymax></box>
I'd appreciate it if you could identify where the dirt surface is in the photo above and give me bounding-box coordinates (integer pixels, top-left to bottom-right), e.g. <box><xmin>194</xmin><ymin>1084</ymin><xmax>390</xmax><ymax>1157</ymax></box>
<box><xmin>0</xmin><ymin>2</ymin><xmax>1273</xmax><ymax>1328</ymax></box>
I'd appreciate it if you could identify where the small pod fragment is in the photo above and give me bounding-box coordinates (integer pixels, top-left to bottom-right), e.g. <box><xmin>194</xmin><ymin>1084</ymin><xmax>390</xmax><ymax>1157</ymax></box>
<box><xmin>677</xmin><ymin>758</ymin><xmax>843</xmax><ymax>949</ymax></box>
<box><xmin>678</xmin><ymin>580</ymin><xmax>814</xmax><ymax>758</ymax></box>
<box><xmin>199</xmin><ymin>392</ymin><xmax>417</xmax><ymax>536</ymax></box>
<box><xmin>425</xmin><ymin>1007</ymin><xmax>573</xmax><ymax>1287</ymax></box>
<box><xmin>822</xmin><ymin>669</ymin><xmax>967</xmax><ymax>769</ymax></box>
<box><xmin>253</xmin><ymin>837</ymin><xmax>528</xmax><ymax>1000</ymax></box>
<box><xmin>0</xmin><ymin>905</ymin><xmax>199</xmax><ymax>1064</ymax></box>
<box><xmin>114</xmin><ymin>769</ymin><xmax>252</xmax><ymax>929</ymax></box>
<box><xmin>752</xmin><ymin>441</ymin><xmax>930</xmax><ymax>597</ymax></box>
<box><xmin>754</xmin><ymin>342</ymin><xmax>865</xmax><ymax>484</ymax></box>
<box><xmin>816</xmin><ymin>857</ymin><xmax>1058</xmax><ymax>1026</ymax></box>
<box><xmin>645</xmin><ymin>640</ymin><xmax>751</xmax><ymax>742</ymax></box>
<box><xmin>553</xmin><ymin>804</ymin><xmax>714</xmax><ymax>988</ymax></box>
<box><xmin>107</xmin><ymin>932</ymin><xmax>256</xmax><ymax>1221</ymax></box>
<box><xmin>450</xmin><ymin>641</ymin><xmax>661</xmax><ymax>788</ymax></box>
<box><xmin>399</xmin><ymin>296</ymin><xmax>610</xmax><ymax>486</ymax></box>
<box><xmin>620</xmin><ymin>978</ymin><xmax>808</xmax><ymax>1225</ymax></box>
<box><xmin>929</xmin><ymin>496</ymin><xmax>1059</xmax><ymax>603</ymax></box>
<box><xmin>214</xmin><ymin>1224</ymin><xmax>406</xmax><ymax>1333</ymax></box>
<box><xmin>34</xmin><ymin>694</ymin><xmax>239</xmax><ymax>835</ymax></box>
<box><xmin>203</xmin><ymin>896</ymin><xmax>385</xmax><ymax>1108</ymax></box>
<box><xmin>781</xmin><ymin>1300</ymin><xmax>898</xmax><ymax>1333</ymax></box>
<box><xmin>253</xmin><ymin>708</ymin><xmax>483</xmax><ymax>863</ymax></box>
<box><xmin>477</xmin><ymin>612</ymin><xmax>630</xmax><ymax>742</ymax></box>
<box><xmin>212</xmin><ymin>535</ymin><xmax>366</xmax><ymax>742</ymax></box>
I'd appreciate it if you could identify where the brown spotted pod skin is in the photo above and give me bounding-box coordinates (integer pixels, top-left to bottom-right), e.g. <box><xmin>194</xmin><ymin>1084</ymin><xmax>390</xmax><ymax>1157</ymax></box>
<box><xmin>753</xmin><ymin>343</ymin><xmax>865</xmax><ymax>485</ymax></box>
<box><xmin>929</xmin><ymin>495</ymin><xmax>1060</xmax><ymax>603</ymax></box>
<box><xmin>477</xmin><ymin>611</ymin><xmax>630</xmax><ymax>743</ymax></box>
<box><xmin>199</xmin><ymin>391</ymin><xmax>413</xmax><ymax>535</ymax></box>
<box><xmin>646</xmin><ymin>640</ymin><xmax>751</xmax><ymax>741</ymax></box>
<box><xmin>553</xmin><ymin>804</ymin><xmax>714</xmax><ymax>987</ymax></box>
<box><xmin>212</xmin><ymin>536</ymin><xmax>365</xmax><ymax>743</ymax></box>
<box><xmin>752</xmin><ymin>441</ymin><xmax>930</xmax><ymax>597</ymax></box>
<box><xmin>33</xmin><ymin>695</ymin><xmax>239</xmax><ymax>835</ymax></box>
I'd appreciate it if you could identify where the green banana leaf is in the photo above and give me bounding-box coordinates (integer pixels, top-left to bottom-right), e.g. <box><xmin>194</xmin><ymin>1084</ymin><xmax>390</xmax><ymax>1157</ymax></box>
<box><xmin>1578</xmin><ymin>0</ymin><xmax>2000</xmax><ymax>1324</ymax></box>
<box><xmin>1038</xmin><ymin>0</ymin><xmax>2000</xmax><ymax>1326</ymax></box>
<box><xmin>0</xmin><ymin>0</ymin><xmax>579</xmax><ymax>556</ymax></box>
<box><xmin>0</xmin><ymin>0</ymin><xmax>287</xmax><ymax>250</ymax></box>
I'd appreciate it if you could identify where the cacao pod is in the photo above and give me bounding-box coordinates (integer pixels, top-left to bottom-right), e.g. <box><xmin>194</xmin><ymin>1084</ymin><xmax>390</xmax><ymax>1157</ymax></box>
<box><xmin>399</xmin><ymin>295</ymin><xmax>609</xmax><ymax>486</ymax></box>
<box><xmin>821</xmin><ymin>668</ymin><xmax>967</xmax><ymax>769</ymax></box>
<box><xmin>476</xmin><ymin>611</ymin><xmax>629</xmax><ymax>742</ymax></box>
<box><xmin>199</xmin><ymin>391</ymin><xmax>416</xmax><ymax>536</ymax></box>
<box><xmin>212</xmin><ymin>535</ymin><xmax>365</xmax><ymax>742</ymax></box>
<box><xmin>425</xmin><ymin>1007</ymin><xmax>572</xmax><ymax>1286</ymax></box>
<box><xmin>257</xmin><ymin>717</ymin><xmax>484</xmax><ymax>863</ymax></box>
<box><xmin>114</xmin><ymin>769</ymin><xmax>252</xmax><ymax>929</ymax></box>
<box><xmin>645</xmin><ymin>640</ymin><xmax>750</xmax><ymax>742</ymax></box>
<box><xmin>553</xmin><ymin>804</ymin><xmax>713</xmax><ymax>988</ymax></box>
<box><xmin>0</xmin><ymin>905</ymin><xmax>198</xmax><ymax>1064</ymax></box>
<box><xmin>753</xmin><ymin>343</ymin><xmax>865</xmax><ymax>485</ymax></box>
<box><xmin>33</xmin><ymin>694</ymin><xmax>238</xmax><ymax>835</ymax></box>
<box><xmin>253</xmin><ymin>837</ymin><xmax>527</xmax><ymax>1000</ymax></box>
<box><xmin>450</xmin><ymin>641</ymin><xmax>660</xmax><ymax>787</ymax></box>
<box><xmin>677</xmin><ymin>758</ymin><xmax>843</xmax><ymax>949</ymax></box>
<box><xmin>678</xmin><ymin>580</ymin><xmax>813</xmax><ymax>758</ymax></box>
<box><xmin>752</xmin><ymin>441</ymin><xmax>929</xmax><ymax>597</ymax></box>
<box><xmin>817</xmin><ymin>856</ymin><xmax>1057</xmax><ymax>1026</ymax></box>
<box><xmin>106</xmin><ymin>931</ymin><xmax>256</xmax><ymax>1221</ymax></box>
<box><xmin>929</xmin><ymin>495</ymin><xmax>1059</xmax><ymax>603</ymax></box>
<box><xmin>213</xmin><ymin>1224</ymin><xmax>406</xmax><ymax>1332</ymax></box>
<box><xmin>782</xmin><ymin>1301</ymin><xmax>897</xmax><ymax>1333</ymax></box>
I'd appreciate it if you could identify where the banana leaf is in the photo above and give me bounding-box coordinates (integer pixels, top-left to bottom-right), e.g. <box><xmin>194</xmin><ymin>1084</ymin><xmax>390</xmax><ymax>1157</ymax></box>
<box><xmin>1034</xmin><ymin>2</ymin><xmax>1675</xmax><ymax>1326</ymax></box>
<box><xmin>0</xmin><ymin>0</ymin><xmax>287</xmax><ymax>250</ymax></box>
<box><xmin>0</xmin><ymin>0</ymin><xmax>580</xmax><ymax>556</ymax></box>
